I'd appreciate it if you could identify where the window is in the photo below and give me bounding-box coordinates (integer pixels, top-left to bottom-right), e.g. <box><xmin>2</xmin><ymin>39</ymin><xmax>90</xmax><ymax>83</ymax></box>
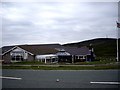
<box><xmin>10</xmin><ymin>48</ymin><xmax>24</xmax><ymax>62</ymax></box>
<box><xmin>11</xmin><ymin>54</ymin><xmax>23</xmax><ymax>61</ymax></box>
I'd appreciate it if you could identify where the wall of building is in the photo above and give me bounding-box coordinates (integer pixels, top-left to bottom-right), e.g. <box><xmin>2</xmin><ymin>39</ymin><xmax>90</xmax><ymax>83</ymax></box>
<box><xmin>2</xmin><ymin>52</ymin><xmax>35</xmax><ymax>63</ymax></box>
<box><xmin>27</xmin><ymin>54</ymin><xmax>34</xmax><ymax>61</ymax></box>
<box><xmin>2</xmin><ymin>53</ymin><xmax>11</xmax><ymax>63</ymax></box>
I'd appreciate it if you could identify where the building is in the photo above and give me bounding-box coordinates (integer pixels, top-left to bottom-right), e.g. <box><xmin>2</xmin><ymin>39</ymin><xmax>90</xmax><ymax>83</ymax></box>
<box><xmin>1</xmin><ymin>44</ymin><xmax>95</xmax><ymax>64</ymax></box>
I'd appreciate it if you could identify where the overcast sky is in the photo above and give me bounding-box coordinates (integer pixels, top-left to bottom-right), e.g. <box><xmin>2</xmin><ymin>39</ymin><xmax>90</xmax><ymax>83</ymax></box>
<box><xmin>1</xmin><ymin>1</ymin><xmax>118</xmax><ymax>47</ymax></box>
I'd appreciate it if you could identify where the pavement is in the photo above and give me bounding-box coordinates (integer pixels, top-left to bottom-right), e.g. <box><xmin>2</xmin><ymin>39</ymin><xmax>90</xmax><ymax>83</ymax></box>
<box><xmin>1</xmin><ymin>69</ymin><xmax>120</xmax><ymax>89</ymax></box>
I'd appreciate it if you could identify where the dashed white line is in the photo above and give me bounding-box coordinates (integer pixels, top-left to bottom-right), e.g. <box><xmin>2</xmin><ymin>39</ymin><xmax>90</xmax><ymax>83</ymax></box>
<box><xmin>90</xmin><ymin>81</ymin><xmax>120</xmax><ymax>85</ymax></box>
<box><xmin>0</xmin><ymin>76</ymin><xmax>22</xmax><ymax>80</ymax></box>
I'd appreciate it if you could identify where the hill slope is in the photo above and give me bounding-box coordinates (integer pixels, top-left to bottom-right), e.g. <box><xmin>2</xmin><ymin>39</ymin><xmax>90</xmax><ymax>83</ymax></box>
<box><xmin>63</xmin><ymin>38</ymin><xmax>120</xmax><ymax>57</ymax></box>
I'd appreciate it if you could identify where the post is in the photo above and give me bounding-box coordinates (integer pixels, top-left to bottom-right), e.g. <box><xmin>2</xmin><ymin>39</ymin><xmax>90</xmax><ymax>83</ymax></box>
<box><xmin>116</xmin><ymin>29</ymin><xmax>119</xmax><ymax>62</ymax></box>
<box><xmin>117</xmin><ymin>38</ymin><xmax>119</xmax><ymax>62</ymax></box>
<box><xmin>116</xmin><ymin>2</ymin><xmax>120</xmax><ymax>62</ymax></box>
<box><xmin>45</xmin><ymin>58</ymin><xmax>47</xmax><ymax>64</ymax></box>
<box><xmin>116</xmin><ymin>21</ymin><xmax>119</xmax><ymax>62</ymax></box>
<box><xmin>38</xmin><ymin>59</ymin><xmax>39</xmax><ymax>68</ymax></box>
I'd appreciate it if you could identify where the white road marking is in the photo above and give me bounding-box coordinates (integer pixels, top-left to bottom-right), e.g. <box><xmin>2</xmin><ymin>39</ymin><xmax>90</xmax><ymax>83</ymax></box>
<box><xmin>0</xmin><ymin>76</ymin><xmax>22</xmax><ymax>80</ymax></box>
<box><xmin>90</xmin><ymin>81</ymin><xmax>120</xmax><ymax>85</ymax></box>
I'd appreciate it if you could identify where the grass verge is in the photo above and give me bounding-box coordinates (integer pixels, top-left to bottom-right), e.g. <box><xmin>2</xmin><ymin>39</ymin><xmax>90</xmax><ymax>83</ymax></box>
<box><xmin>2</xmin><ymin>64</ymin><xmax>120</xmax><ymax>70</ymax></box>
<box><xmin>6</xmin><ymin>60</ymin><xmax>117</xmax><ymax>65</ymax></box>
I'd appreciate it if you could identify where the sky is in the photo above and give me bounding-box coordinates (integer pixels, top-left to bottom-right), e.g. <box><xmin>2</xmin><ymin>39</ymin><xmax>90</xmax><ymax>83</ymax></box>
<box><xmin>0</xmin><ymin>1</ymin><xmax>118</xmax><ymax>47</ymax></box>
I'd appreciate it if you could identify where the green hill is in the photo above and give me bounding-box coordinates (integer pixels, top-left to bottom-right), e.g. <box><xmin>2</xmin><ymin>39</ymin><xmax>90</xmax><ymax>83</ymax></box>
<box><xmin>63</xmin><ymin>38</ymin><xmax>120</xmax><ymax>59</ymax></box>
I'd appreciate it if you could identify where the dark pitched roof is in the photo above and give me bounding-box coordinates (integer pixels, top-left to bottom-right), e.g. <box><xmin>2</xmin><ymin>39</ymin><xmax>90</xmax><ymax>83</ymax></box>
<box><xmin>1</xmin><ymin>44</ymin><xmax>61</xmax><ymax>55</ymax></box>
<box><xmin>1</xmin><ymin>44</ymin><xmax>90</xmax><ymax>56</ymax></box>
<box><xmin>63</xmin><ymin>46</ymin><xmax>90</xmax><ymax>55</ymax></box>
<box><xmin>18</xmin><ymin>45</ymin><xmax>58</xmax><ymax>55</ymax></box>
<box><xmin>1</xmin><ymin>46</ymin><xmax>15</xmax><ymax>54</ymax></box>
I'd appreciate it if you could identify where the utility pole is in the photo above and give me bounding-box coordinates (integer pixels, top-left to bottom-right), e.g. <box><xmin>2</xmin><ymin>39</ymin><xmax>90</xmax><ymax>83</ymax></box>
<box><xmin>116</xmin><ymin>21</ymin><xmax>120</xmax><ymax>62</ymax></box>
<box><xmin>116</xmin><ymin>25</ymin><xmax>119</xmax><ymax>62</ymax></box>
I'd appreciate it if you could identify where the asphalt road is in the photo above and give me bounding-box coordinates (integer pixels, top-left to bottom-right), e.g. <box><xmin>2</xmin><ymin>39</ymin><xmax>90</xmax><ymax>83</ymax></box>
<box><xmin>1</xmin><ymin>69</ymin><xmax>120</xmax><ymax>88</ymax></box>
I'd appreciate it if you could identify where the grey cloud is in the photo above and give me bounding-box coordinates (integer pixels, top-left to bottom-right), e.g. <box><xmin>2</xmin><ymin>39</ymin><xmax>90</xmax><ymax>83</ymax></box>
<box><xmin>1</xmin><ymin>2</ymin><xmax>118</xmax><ymax>46</ymax></box>
<box><xmin>3</xmin><ymin>19</ymin><xmax>33</xmax><ymax>27</ymax></box>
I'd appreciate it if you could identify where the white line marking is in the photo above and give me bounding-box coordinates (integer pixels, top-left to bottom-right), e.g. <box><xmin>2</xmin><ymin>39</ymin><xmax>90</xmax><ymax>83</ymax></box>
<box><xmin>90</xmin><ymin>82</ymin><xmax>120</xmax><ymax>85</ymax></box>
<box><xmin>0</xmin><ymin>76</ymin><xmax>22</xmax><ymax>80</ymax></box>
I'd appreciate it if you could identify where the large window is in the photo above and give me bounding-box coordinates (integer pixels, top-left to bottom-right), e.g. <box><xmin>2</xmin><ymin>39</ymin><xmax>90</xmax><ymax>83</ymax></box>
<box><xmin>11</xmin><ymin>55</ymin><xmax>23</xmax><ymax>61</ymax></box>
<box><xmin>11</xmin><ymin>52</ymin><xmax>24</xmax><ymax>62</ymax></box>
<box><xmin>10</xmin><ymin>48</ymin><xmax>25</xmax><ymax>62</ymax></box>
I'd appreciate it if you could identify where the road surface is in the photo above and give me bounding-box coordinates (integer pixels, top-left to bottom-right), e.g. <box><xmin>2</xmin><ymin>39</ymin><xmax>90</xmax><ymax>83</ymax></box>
<box><xmin>1</xmin><ymin>69</ymin><xmax>120</xmax><ymax>89</ymax></box>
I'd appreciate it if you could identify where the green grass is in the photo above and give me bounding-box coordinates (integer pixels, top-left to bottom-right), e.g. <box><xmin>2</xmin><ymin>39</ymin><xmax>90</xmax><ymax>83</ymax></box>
<box><xmin>73</xmin><ymin>61</ymin><xmax>116</xmax><ymax>65</ymax></box>
<box><xmin>3</xmin><ymin>58</ymin><xmax>119</xmax><ymax>70</ymax></box>
<box><xmin>2</xmin><ymin>64</ymin><xmax>119</xmax><ymax>70</ymax></box>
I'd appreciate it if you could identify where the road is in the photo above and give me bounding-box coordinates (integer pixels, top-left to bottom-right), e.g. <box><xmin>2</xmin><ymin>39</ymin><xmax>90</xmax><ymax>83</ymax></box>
<box><xmin>1</xmin><ymin>69</ymin><xmax>120</xmax><ymax>89</ymax></box>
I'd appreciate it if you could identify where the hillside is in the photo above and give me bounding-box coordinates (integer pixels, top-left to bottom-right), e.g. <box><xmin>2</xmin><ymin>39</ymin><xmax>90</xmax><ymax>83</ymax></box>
<box><xmin>1</xmin><ymin>38</ymin><xmax>119</xmax><ymax>58</ymax></box>
<box><xmin>63</xmin><ymin>38</ymin><xmax>120</xmax><ymax>57</ymax></box>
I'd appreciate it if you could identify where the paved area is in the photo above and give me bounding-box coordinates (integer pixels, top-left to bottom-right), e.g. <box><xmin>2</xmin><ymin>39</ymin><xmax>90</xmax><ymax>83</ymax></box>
<box><xmin>1</xmin><ymin>69</ymin><xmax>120</xmax><ymax>88</ymax></box>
